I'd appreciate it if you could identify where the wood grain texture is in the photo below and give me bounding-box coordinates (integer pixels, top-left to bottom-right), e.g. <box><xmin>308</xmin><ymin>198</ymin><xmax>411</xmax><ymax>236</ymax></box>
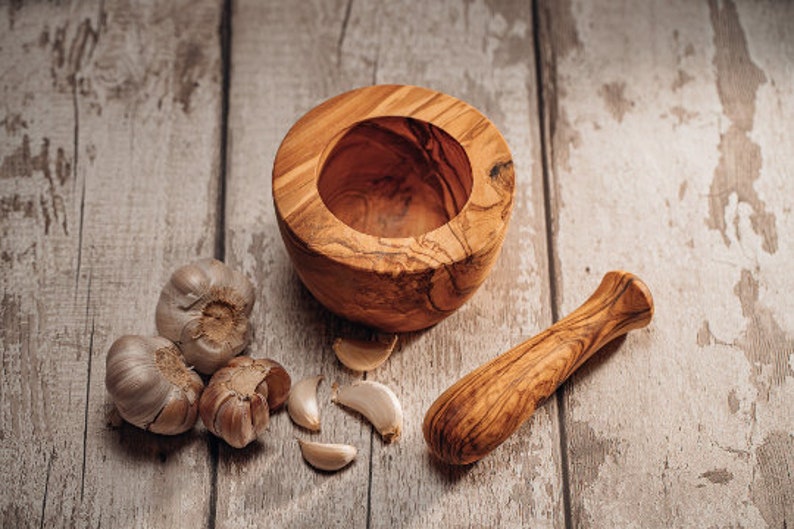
<box><xmin>538</xmin><ymin>0</ymin><xmax>794</xmax><ymax>527</ymax></box>
<box><xmin>424</xmin><ymin>271</ymin><xmax>653</xmax><ymax>465</ymax></box>
<box><xmin>0</xmin><ymin>1</ymin><xmax>223</xmax><ymax>527</ymax></box>
<box><xmin>273</xmin><ymin>84</ymin><xmax>515</xmax><ymax>332</ymax></box>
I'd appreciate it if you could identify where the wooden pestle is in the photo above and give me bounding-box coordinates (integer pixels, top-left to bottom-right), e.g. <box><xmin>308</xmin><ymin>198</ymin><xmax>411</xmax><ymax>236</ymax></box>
<box><xmin>422</xmin><ymin>270</ymin><xmax>654</xmax><ymax>465</ymax></box>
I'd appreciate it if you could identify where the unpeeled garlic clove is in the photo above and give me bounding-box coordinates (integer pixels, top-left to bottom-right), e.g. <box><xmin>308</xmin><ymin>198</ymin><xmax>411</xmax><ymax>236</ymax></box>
<box><xmin>255</xmin><ymin>357</ymin><xmax>291</xmax><ymax>410</ymax></box>
<box><xmin>156</xmin><ymin>258</ymin><xmax>255</xmax><ymax>375</ymax></box>
<box><xmin>105</xmin><ymin>335</ymin><xmax>204</xmax><ymax>435</ymax></box>
<box><xmin>297</xmin><ymin>439</ymin><xmax>357</xmax><ymax>472</ymax></box>
<box><xmin>332</xmin><ymin>380</ymin><xmax>403</xmax><ymax>442</ymax></box>
<box><xmin>287</xmin><ymin>375</ymin><xmax>324</xmax><ymax>431</ymax></box>
<box><xmin>332</xmin><ymin>335</ymin><xmax>398</xmax><ymax>372</ymax></box>
<box><xmin>199</xmin><ymin>356</ymin><xmax>291</xmax><ymax>448</ymax></box>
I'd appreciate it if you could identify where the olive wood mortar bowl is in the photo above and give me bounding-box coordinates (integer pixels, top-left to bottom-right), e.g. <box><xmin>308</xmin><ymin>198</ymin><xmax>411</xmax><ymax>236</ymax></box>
<box><xmin>272</xmin><ymin>85</ymin><xmax>514</xmax><ymax>332</ymax></box>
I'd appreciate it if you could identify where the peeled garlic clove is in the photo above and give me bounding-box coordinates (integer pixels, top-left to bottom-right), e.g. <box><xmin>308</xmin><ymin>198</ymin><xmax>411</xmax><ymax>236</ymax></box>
<box><xmin>332</xmin><ymin>380</ymin><xmax>403</xmax><ymax>442</ymax></box>
<box><xmin>288</xmin><ymin>375</ymin><xmax>324</xmax><ymax>431</ymax></box>
<box><xmin>105</xmin><ymin>335</ymin><xmax>204</xmax><ymax>435</ymax></box>
<box><xmin>332</xmin><ymin>335</ymin><xmax>398</xmax><ymax>372</ymax></box>
<box><xmin>199</xmin><ymin>356</ymin><xmax>290</xmax><ymax>448</ymax></box>
<box><xmin>156</xmin><ymin>258</ymin><xmax>255</xmax><ymax>375</ymax></box>
<box><xmin>297</xmin><ymin>439</ymin><xmax>357</xmax><ymax>472</ymax></box>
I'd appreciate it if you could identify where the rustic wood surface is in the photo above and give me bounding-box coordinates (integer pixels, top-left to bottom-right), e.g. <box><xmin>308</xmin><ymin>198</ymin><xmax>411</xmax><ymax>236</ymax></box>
<box><xmin>537</xmin><ymin>1</ymin><xmax>794</xmax><ymax>527</ymax></box>
<box><xmin>1</xmin><ymin>1</ymin><xmax>791</xmax><ymax>528</ymax></box>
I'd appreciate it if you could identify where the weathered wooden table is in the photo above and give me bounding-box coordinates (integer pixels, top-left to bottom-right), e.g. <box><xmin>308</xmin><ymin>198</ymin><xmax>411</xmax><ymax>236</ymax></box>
<box><xmin>2</xmin><ymin>1</ymin><xmax>792</xmax><ymax>527</ymax></box>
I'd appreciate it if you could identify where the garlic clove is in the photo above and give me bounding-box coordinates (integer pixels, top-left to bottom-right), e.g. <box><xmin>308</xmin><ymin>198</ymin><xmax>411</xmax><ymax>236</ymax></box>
<box><xmin>105</xmin><ymin>335</ymin><xmax>204</xmax><ymax>435</ymax></box>
<box><xmin>332</xmin><ymin>380</ymin><xmax>403</xmax><ymax>442</ymax></box>
<box><xmin>215</xmin><ymin>394</ymin><xmax>263</xmax><ymax>448</ymax></box>
<box><xmin>287</xmin><ymin>375</ymin><xmax>324</xmax><ymax>431</ymax></box>
<box><xmin>198</xmin><ymin>356</ymin><xmax>289</xmax><ymax>448</ymax></box>
<box><xmin>198</xmin><ymin>378</ymin><xmax>236</xmax><ymax>425</ymax></box>
<box><xmin>332</xmin><ymin>335</ymin><xmax>398</xmax><ymax>372</ymax></box>
<box><xmin>256</xmin><ymin>358</ymin><xmax>291</xmax><ymax>410</ymax></box>
<box><xmin>149</xmin><ymin>387</ymin><xmax>194</xmax><ymax>435</ymax></box>
<box><xmin>249</xmin><ymin>390</ymin><xmax>271</xmax><ymax>433</ymax></box>
<box><xmin>297</xmin><ymin>439</ymin><xmax>357</xmax><ymax>472</ymax></box>
<box><xmin>156</xmin><ymin>258</ymin><xmax>255</xmax><ymax>375</ymax></box>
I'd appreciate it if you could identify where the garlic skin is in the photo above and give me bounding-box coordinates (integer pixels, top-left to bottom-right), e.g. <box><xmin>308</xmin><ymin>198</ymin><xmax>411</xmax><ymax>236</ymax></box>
<box><xmin>199</xmin><ymin>356</ymin><xmax>291</xmax><ymax>448</ymax></box>
<box><xmin>105</xmin><ymin>335</ymin><xmax>204</xmax><ymax>435</ymax></box>
<box><xmin>156</xmin><ymin>258</ymin><xmax>255</xmax><ymax>375</ymax></box>
<box><xmin>332</xmin><ymin>380</ymin><xmax>403</xmax><ymax>442</ymax></box>
<box><xmin>297</xmin><ymin>439</ymin><xmax>357</xmax><ymax>472</ymax></box>
<box><xmin>332</xmin><ymin>335</ymin><xmax>398</xmax><ymax>372</ymax></box>
<box><xmin>287</xmin><ymin>375</ymin><xmax>324</xmax><ymax>431</ymax></box>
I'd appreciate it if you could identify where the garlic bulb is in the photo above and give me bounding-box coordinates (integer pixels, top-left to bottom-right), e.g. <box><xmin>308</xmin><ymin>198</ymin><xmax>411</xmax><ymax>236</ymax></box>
<box><xmin>297</xmin><ymin>439</ymin><xmax>357</xmax><ymax>472</ymax></box>
<box><xmin>199</xmin><ymin>356</ymin><xmax>291</xmax><ymax>448</ymax></box>
<box><xmin>105</xmin><ymin>335</ymin><xmax>204</xmax><ymax>435</ymax></box>
<box><xmin>287</xmin><ymin>375</ymin><xmax>324</xmax><ymax>431</ymax></box>
<box><xmin>156</xmin><ymin>258</ymin><xmax>255</xmax><ymax>375</ymax></box>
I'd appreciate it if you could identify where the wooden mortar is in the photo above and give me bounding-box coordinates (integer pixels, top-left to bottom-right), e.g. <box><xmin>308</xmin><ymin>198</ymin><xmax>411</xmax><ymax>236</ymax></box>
<box><xmin>272</xmin><ymin>85</ymin><xmax>515</xmax><ymax>332</ymax></box>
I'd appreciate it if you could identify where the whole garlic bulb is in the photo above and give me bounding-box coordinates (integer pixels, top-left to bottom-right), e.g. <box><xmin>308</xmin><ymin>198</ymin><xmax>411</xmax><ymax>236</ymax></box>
<box><xmin>199</xmin><ymin>356</ymin><xmax>291</xmax><ymax>448</ymax></box>
<box><xmin>156</xmin><ymin>258</ymin><xmax>255</xmax><ymax>375</ymax></box>
<box><xmin>105</xmin><ymin>335</ymin><xmax>204</xmax><ymax>435</ymax></box>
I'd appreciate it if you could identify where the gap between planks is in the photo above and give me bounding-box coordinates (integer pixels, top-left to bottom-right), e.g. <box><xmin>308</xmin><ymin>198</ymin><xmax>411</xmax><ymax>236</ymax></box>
<box><xmin>207</xmin><ymin>1</ymin><xmax>234</xmax><ymax>528</ymax></box>
<box><xmin>532</xmin><ymin>1</ymin><xmax>574</xmax><ymax>528</ymax></box>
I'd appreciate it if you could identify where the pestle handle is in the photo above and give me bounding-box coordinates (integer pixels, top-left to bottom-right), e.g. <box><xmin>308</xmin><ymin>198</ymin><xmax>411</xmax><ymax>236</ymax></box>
<box><xmin>422</xmin><ymin>271</ymin><xmax>654</xmax><ymax>465</ymax></box>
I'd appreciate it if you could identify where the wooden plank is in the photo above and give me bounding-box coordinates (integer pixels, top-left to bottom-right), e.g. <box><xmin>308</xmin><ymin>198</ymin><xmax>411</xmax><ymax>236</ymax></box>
<box><xmin>538</xmin><ymin>0</ymin><xmax>794</xmax><ymax>527</ymax></box>
<box><xmin>223</xmin><ymin>0</ymin><xmax>561</xmax><ymax>527</ymax></box>
<box><xmin>0</xmin><ymin>1</ymin><xmax>224</xmax><ymax>526</ymax></box>
<box><xmin>362</xmin><ymin>1</ymin><xmax>563</xmax><ymax>527</ymax></box>
<box><xmin>219</xmin><ymin>1</ymin><xmax>375</xmax><ymax>528</ymax></box>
